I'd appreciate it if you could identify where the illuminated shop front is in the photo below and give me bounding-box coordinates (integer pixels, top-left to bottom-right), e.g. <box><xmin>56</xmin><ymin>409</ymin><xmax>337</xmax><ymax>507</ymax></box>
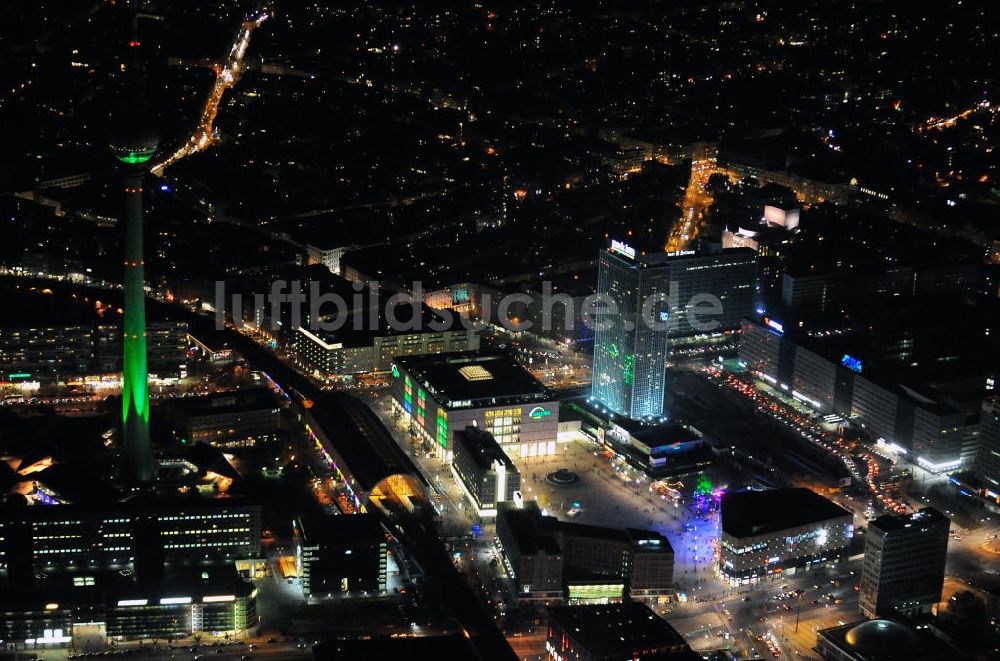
<box><xmin>719</xmin><ymin>488</ymin><xmax>853</xmax><ymax>586</ymax></box>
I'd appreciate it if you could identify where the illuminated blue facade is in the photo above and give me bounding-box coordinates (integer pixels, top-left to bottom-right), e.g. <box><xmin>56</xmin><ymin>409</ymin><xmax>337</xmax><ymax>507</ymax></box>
<box><xmin>592</xmin><ymin>246</ymin><xmax>756</xmax><ymax>420</ymax></box>
<box><xmin>592</xmin><ymin>248</ymin><xmax>671</xmax><ymax>419</ymax></box>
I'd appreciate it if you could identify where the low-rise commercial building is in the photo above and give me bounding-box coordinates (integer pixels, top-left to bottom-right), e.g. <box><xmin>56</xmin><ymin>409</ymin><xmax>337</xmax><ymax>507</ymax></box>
<box><xmin>719</xmin><ymin>488</ymin><xmax>853</xmax><ymax>586</ymax></box>
<box><xmin>603</xmin><ymin>418</ymin><xmax>711</xmax><ymax>477</ymax></box>
<box><xmin>495</xmin><ymin>501</ymin><xmax>673</xmax><ymax>604</ymax></box>
<box><xmin>451</xmin><ymin>427</ymin><xmax>521</xmax><ymax>517</ymax></box>
<box><xmin>167</xmin><ymin>388</ymin><xmax>280</xmax><ymax>448</ymax></box>
<box><xmin>545</xmin><ymin>602</ymin><xmax>693</xmax><ymax>661</ymax></box>
<box><xmin>392</xmin><ymin>351</ymin><xmax>558</xmax><ymax>459</ymax></box>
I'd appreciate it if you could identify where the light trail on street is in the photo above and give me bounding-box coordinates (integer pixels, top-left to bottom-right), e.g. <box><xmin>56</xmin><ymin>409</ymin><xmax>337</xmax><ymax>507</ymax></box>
<box><xmin>151</xmin><ymin>11</ymin><xmax>268</xmax><ymax>176</ymax></box>
<box><xmin>665</xmin><ymin>150</ymin><xmax>717</xmax><ymax>252</ymax></box>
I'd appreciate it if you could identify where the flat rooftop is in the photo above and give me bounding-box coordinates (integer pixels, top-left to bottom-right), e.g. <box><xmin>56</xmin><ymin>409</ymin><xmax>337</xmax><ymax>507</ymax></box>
<box><xmin>498</xmin><ymin>501</ymin><xmax>673</xmax><ymax>556</ymax></box>
<box><xmin>295</xmin><ymin>269</ymin><xmax>458</xmax><ymax>348</ymax></box>
<box><xmin>547</xmin><ymin>602</ymin><xmax>688</xmax><ymax>656</ymax></box>
<box><xmin>313</xmin><ymin>634</ymin><xmax>477</xmax><ymax>659</ymax></box>
<box><xmin>869</xmin><ymin>507</ymin><xmax>949</xmax><ymax>534</ymax></box>
<box><xmin>297</xmin><ymin>512</ymin><xmax>386</xmax><ymax>545</ymax></box>
<box><xmin>605</xmin><ymin>246</ymin><xmax>756</xmax><ymax>269</ymax></box>
<box><xmin>557</xmin><ymin>521</ymin><xmax>673</xmax><ymax>554</ymax></box>
<box><xmin>0</xmin><ymin>564</ymin><xmax>253</xmax><ymax>610</ymax></box>
<box><xmin>397</xmin><ymin>351</ymin><xmax>550</xmax><ymax>408</ymax></box>
<box><xmin>2</xmin><ymin>286</ymin><xmax>107</xmax><ymax>328</ymax></box>
<box><xmin>453</xmin><ymin>426</ymin><xmax>517</xmax><ymax>472</ymax></box>
<box><xmin>612</xmin><ymin>419</ymin><xmax>702</xmax><ymax>451</ymax></box>
<box><xmin>170</xmin><ymin>388</ymin><xmax>279</xmax><ymax>416</ymax></box>
<box><xmin>721</xmin><ymin>488</ymin><xmax>851</xmax><ymax>539</ymax></box>
<box><xmin>0</xmin><ymin>494</ymin><xmax>259</xmax><ymax>522</ymax></box>
<box><xmin>497</xmin><ymin>501</ymin><xmax>561</xmax><ymax>555</ymax></box>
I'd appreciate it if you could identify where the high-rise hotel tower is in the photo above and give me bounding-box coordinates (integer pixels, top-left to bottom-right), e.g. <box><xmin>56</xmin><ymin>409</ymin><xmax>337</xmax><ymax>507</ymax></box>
<box><xmin>592</xmin><ymin>241</ymin><xmax>755</xmax><ymax>419</ymax></box>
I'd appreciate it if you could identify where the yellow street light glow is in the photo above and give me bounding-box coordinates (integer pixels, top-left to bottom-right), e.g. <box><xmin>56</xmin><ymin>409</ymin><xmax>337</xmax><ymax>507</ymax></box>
<box><xmin>44</xmin><ymin>603</ymin><xmax>59</xmax><ymax>610</ymax></box>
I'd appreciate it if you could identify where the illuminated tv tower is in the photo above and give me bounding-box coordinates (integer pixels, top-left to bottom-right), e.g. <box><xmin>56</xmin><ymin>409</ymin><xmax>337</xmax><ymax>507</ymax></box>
<box><xmin>109</xmin><ymin>3</ymin><xmax>158</xmax><ymax>485</ymax></box>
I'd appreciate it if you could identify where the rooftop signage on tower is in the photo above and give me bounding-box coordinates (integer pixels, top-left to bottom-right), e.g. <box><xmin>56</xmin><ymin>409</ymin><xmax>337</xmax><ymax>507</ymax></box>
<box><xmin>841</xmin><ymin>354</ymin><xmax>862</xmax><ymax>373</ymax></box>
<box><xmin>610</xmin><ymin>239</ymin><xmax>636</xmax><ymax>259</ymax></box>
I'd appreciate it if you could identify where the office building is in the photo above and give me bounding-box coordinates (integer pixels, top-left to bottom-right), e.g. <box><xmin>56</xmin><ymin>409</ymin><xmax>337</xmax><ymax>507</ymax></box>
<box><xmin>0</xmin><ymin>566</ymin><xmax>256</xmax><ymax>646</ymax></box>
<box><xmin>167</xmin><ymin>388</ymin><xmax>280</xmax><ymax>448</ymax></box>
<box><xmin>0</xmin><ymin>498</ymin><xmax>262</xmax><ymax>589</ymax></box>
<box><xmin>495</xmin><ymin>501</ymin><xmax>674</xmax><ymax>604</ymax></box>
<box><xmin>560</xmin><ymin>523</ymin><xmax>674</xmax><ymax>604</ymax></box>
<box><xmin>294</xmin><ymin>514</ymin><xmax>388</xmax><ymax>600</ymax></box>
<box><xmin>391</xmin><ymin>351</ymin><xmax>558</xmax><ymax>459</ymax></box>
<box><xmin>451</xmin><ymin>427</ymin><xmax>521</xmax><ymax>517</ymax></box>
<box><xmin>781</xmin><ymin>264</ymin><xmax>979</xmax><ymax>312</ymax></box>
<box><xmin>738</xmin><ymin>315</ymin><xmax>984</xmax><ymax>472</ymax></box>
<box><xmin>495</xmin><ymin>501</ymin><xmax>564</xmax><ymax>603</ymax></box>
<box><xmin>307</xmin><ymin>242</ymin><xmax>350</xmax><ymax>275</ymax></box>
<box><xmin>97</xmin><ymin>320</ymin><xmax>188</xmax><ymax>376</ymax></box>
<box><xmin>719</xmin><ymin>488</ymin><xmax>853</xmax><ymax>586</ymax></box>
<box><xmin>738</xmin><ymin>316</ymin><xmax>793</xmax><ymax>387</ymax></box>
<box><xmin>0</xmin><ymin>323</ymin><xmax>95</xmax><ymax>376</ymax></box>
<box><xmin>545</xmin><ymin>602</ymin><xmax>693</xmax><ymax>661</ymax></box>
<box><xmin>859</xmin><ymin>508</ymin><xmax>949</xmax><ymax>619</ymax></box>
<box><xmin>291</xmin><ymin>274</ymin><xmax>480</xmax><ymax>377</ymax></box>
<box><xmin>0</xmin><ymin>316</ymin><xmax>187</xmax><ymax>380</ymax></box>
<box><xmin>593</xmin><ymin>241</ymin><xmax>755</xmax><ymax>419</ymax></box>
<box><xmin>974</xmin><ymin>398</ymin><xmax>1000</xmax><ymax>495</ymax></box>
<box><xmin>296</xmin><ymin>214</ymin><xmax>384</xmax><ymax>276</ymax></box>
<box><xmin>295</xmin><ymin>323</ymin><xmax>478</xmax><ymax>376</ymax></box>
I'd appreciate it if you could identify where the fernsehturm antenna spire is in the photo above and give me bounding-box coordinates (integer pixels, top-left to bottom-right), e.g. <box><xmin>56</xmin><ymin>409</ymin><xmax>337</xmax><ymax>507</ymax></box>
<box><xmin>109</xmin><ymin>1</ymin><xmax>158</xmax><ymax>485</ymax></box>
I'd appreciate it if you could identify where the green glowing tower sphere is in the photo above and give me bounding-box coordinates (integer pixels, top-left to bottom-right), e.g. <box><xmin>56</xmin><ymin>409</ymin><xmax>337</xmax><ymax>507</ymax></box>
<box><xmin>109</xmin><ymin>117</ymin><xmax>160</xmax><ymax>166</ymax></box>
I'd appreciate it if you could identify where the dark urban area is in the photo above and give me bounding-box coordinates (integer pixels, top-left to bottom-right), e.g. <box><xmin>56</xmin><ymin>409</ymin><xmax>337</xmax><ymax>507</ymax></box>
<box><xmin>1</xmin><ymin>1</ymin><xmax>999</xmax><ymax>660</ymax></box>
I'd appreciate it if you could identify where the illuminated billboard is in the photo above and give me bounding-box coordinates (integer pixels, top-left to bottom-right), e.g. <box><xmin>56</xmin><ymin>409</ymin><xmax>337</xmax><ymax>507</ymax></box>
<box><xmin>841</xmin><ymin>355</ymin><xmax>862</xmax><ymax>373</ymax></box>
<box><xmin>609</xmin><ymin>239</ymin><xmax>636</xmax><ymax>259</ymax></box>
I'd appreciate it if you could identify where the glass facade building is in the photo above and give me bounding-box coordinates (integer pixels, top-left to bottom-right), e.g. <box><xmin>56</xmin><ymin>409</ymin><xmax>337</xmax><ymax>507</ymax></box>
<box><xmin>592</xmin><ymin>249</ymin><xmax>670</xmax><ymax>419</ymax></box>
<box><xmin>593</xmin><ymin>245</ymin><xmax>756</xmax><ymax>420</ymax></box>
